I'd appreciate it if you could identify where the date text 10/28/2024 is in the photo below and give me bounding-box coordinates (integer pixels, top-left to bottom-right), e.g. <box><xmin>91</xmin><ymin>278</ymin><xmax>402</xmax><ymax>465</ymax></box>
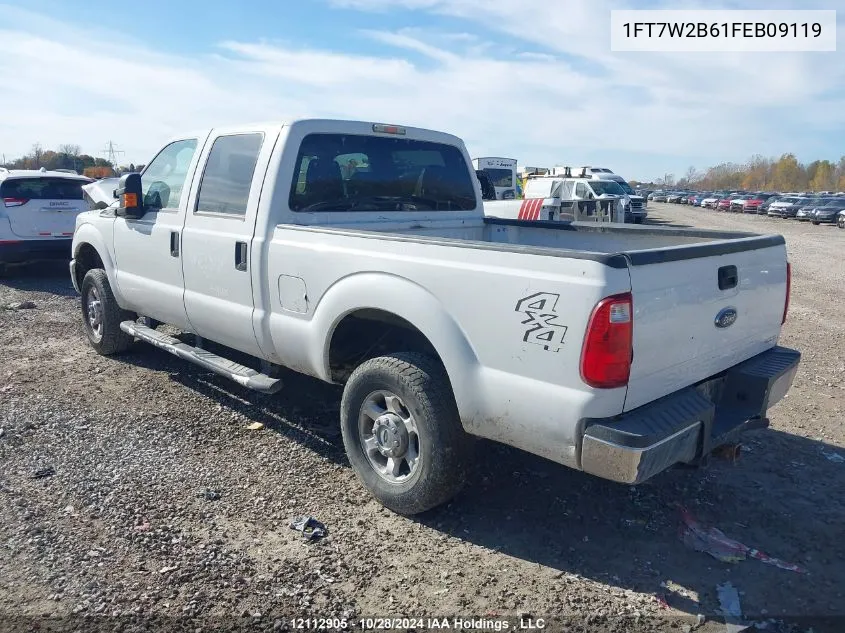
<box><xmin>289</xmin><ymin>617</ymin><xmax>547</xmax><ymax>630</ymax></box>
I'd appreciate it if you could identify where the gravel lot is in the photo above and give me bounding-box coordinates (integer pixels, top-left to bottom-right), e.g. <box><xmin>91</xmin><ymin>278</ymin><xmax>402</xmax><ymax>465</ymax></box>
<box><xmin>1</xmin><ymin>204</ymin><xmax>844</xmax><ymax>632</ymax></box>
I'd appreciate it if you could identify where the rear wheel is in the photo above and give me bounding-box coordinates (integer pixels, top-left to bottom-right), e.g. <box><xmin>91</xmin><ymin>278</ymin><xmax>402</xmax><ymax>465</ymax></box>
<box><xmin>81</xmin><ymin>269</ymin><xmax>135</xmax><ymax>355</ymax></box>
<box><xmin>812</xmin><ymin>221</ymin><xmax>820</xmax><ymax>226</ymax></box>
<box><xmin>340</xmin><ymin>352</ymin><xmax>471</xmax><ymax>515</ymax></box>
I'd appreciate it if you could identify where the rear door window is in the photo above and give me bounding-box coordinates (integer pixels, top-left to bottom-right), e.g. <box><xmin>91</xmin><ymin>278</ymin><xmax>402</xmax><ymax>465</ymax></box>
<box><xmin>195</xmin><ymin>133</ymin><xmax>264</xmax><ymax>216</ymax></box>
<box><xmin>289</xmin><ymin>133</ymin><xmax>477</xmax><ymax>212</ymax></box>
<box><xmin>1</xmin><ymin>177</ymin><xmax>86</xmax><ymax>201</ymax></box>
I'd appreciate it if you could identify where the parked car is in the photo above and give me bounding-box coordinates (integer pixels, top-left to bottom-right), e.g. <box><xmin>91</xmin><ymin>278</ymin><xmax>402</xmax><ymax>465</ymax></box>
<box><xmin>795</xmin><ymin>197</ymin><xmax>825</xmax><ymax>221</ymax></box>
<box><xmin>730</xmin><ymin>195</ymin><xmax>753</xmax><ymax>212</ymax></box>
<box><xmin>811</xmin><ymin>198</ymin><xmax>845</xmax><ymax>225</ymax></box>
<box><xmin>718</xmin><ymin>194</ymin><xmax>743</xmax><ymax>211</ymax></box>
<box><xmin>758</xmin><ymin>195</ymin><xmax>782</xmax><ymax>215</ymax></box>
<box><xmin>69</xmin><ymin>118</ymin><xmax>799</xmax><ymax>515</ymax></box>
<box><xmin>767</xmin><ymin>197</ymin><xmax>806</xmax><ymax>218</ymax></box>
<box><xmin>741</xmin><ymin>194</ymin><xmax>770</xmax><ymax>214</ymax></box>
<box><xmin>649</xmin><ymin>191</ymin><xmax>667</xmax><ymax>202</ymax></box>
<box><xmin>701</xmin><ymin>194</ymin><xmax>721</xmax><ymax>208</ymax></box>
<box><xmin>0</xmin><ymin>167</ymin><xmax>93</xmax><ymax>275</ymax></box>
<box><xmin>688</xmin><ymin>193</ymin><xmax>705</xmax><ymax>206</ymax></box>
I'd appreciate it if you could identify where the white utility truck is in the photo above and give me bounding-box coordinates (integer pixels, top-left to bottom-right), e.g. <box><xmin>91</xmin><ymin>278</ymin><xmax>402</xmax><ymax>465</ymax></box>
<box><xmin>71</xmin><ymin>119</ymin><xmax>799</xmax><ymax>515</ymax></box>
<box><xmin>484</xmin><ymin>171</ymin><xmax>629</xmax><ymax>223</ymax></box>
<box><xmin>557</xmin><ymin>166</ymin><xmax>648</xmax><ymax>223</ymax></box>
<box><xmin>472</xmin><ymin>156</ymin><xmax>518</xmax><ymax>200</ymax></box>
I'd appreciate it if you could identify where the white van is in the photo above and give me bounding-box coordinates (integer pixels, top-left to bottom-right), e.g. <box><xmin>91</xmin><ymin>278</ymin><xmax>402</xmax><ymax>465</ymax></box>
<box><xmin>472</xmin><ymin>157</ymin><xmax>517</xmax><ymax>200</ymax></box>
<box><xmin>485</xmin><ymin>174</ymin><xmax>628</xmax><ymax>223</ymax></box>
<box><xmin>554</xmin><ymin>166</ymin><xmax>647</xmax><ymax>223</ymax></box>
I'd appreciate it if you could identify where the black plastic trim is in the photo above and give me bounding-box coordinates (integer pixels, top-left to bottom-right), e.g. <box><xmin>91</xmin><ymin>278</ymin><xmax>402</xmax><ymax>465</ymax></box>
<box><xmin>583</xmin><ymin>346</ymin><xmax>800</xmax><ymax>454</ymax></box>
<box><xmin>278</xmin><ymin>223</ymin><xmax>630</xmax><ymax>268</ymax></box>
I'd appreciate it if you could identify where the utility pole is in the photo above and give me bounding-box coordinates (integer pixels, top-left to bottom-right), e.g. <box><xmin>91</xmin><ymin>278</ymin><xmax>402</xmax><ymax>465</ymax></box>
<box><xmin>101</xmin><ymin>141</ymin><xmax>125</xmax><ymax>172</ymax></box>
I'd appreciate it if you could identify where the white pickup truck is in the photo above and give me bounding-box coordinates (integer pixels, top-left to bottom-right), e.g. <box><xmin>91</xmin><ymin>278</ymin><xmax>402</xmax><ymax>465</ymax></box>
<box><xmin>71</xmin><ymin>119</ymin><xmax>800</xmax><ymax>515</ymax></box>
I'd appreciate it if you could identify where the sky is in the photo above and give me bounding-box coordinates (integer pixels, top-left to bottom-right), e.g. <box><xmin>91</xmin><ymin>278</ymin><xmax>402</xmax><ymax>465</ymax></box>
<box><xmin>0</xmin><ymin>0</ymin><xmax>843</xmax><ymax>182</ymax></box>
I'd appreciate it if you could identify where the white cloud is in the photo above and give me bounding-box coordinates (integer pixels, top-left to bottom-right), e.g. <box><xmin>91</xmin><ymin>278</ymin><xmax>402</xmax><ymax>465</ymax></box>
<box><xmin>0</xmin><ymin>1</ymin><xmax>843</xmax><ymax>179</ymax></box>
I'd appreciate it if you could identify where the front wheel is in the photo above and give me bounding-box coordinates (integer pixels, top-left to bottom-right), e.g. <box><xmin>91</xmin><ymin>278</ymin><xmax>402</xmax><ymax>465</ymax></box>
<box><xmin>838</xmin><ymin>217</ymin><xmax>845</xmax><ymax>229</ymax></box>
<box><xmin>81</xmin><ymin>269</ymin><xmax>135</xmax><ymax>355</ymax></box>
<box><xmin>340</xmin><ymin>352</ymin><xmax>471</xmax><ymax>515</ymax></box>
<box><xmin>812</xmin><ymin>221</ymin><xmax>820</xmax><ymax>226</ymax></box>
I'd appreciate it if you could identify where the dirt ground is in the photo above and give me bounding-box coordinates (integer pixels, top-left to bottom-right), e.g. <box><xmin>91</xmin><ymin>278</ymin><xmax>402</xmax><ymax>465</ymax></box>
<box><xmin>1</xmin><ymin>204</ymin><xmax>843</xmax><ymax>633</ymax></box>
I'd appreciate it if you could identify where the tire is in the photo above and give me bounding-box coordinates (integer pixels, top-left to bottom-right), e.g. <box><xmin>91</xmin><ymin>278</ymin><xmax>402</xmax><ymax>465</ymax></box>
<box><xmin>838</xmin><ymin>218</ymin><xmax>845</xmax><ymax>229</ymax></box>
<box><xmin>812</xmin><ymin>221</ymin><xmax>820</xmax><ymax>226</ymax></box>
<box><xmin>634</xmin><ymin>216</ymin><xmax>643</xmax><ymax>224</ymax></box>
<box><xmin>340</xmin><ymin>352</ymin><xmax>470</xmax><ymax>515</ymax></box>
<box><xmin>80</xmin><ymin>269</ymin><xmax>135</xmax><ymax>355</ymax></box>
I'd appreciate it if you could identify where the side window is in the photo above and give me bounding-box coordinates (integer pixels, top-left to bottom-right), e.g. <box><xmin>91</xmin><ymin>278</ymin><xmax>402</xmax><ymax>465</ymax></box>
<box><xmin>558</xmin><ymin>180</ymin><xmax>573</xmax><ymax>198</ymax></box>
<box><xmin>575</xmin><ymin>182</ymin><xmax>588</xmax><ymax>198</ymax></box>
<box><xmin>195</xmin><ymin>133</ymin><xmax>264</xmax><ymax>216</ymax></box>
<box><xmin>141</xmin><ymin>139</ymin><xmax>198</xmax><ymax>211</ymax></box>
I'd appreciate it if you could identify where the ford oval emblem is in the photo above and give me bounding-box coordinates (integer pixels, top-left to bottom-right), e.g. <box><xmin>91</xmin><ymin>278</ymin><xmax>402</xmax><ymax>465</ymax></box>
<box><xmin>715</xmin><ymin>307</ymin><xmax>738</xmax><ymax>329</ymax></box>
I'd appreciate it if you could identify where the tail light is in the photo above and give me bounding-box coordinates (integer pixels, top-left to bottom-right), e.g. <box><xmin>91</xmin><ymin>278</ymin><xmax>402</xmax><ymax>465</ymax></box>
<box><xmin>782</xmin><ymin>262</ymin><xmax>791</xmax><ymax>324</ymax></box>
<box><xmin>580</xmin><ymin>292</ymin><xmax>633</xmax><ymax>389</ymax></box>
<box><xmin>3</xmin><ymin>197</ymin><xmax>28</xmax><ymax>207</ymax></box>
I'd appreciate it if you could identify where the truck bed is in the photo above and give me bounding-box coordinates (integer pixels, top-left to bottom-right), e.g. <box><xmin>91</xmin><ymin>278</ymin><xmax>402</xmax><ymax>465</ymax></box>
<box><xmin>286</xmin><ymin>216</ymin><xmax>783</xmax><ymax>266</ymax></box>
<box><xmin>278</xmin><ymin>216</ymin><xmax>787</xmax><ymax>416</ymax></box>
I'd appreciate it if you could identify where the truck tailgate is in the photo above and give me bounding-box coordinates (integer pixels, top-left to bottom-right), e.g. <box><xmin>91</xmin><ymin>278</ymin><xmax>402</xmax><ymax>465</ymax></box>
<box><xmin>624</xmin><ymin>239</ymin><xmax>788</xmax><ymax>412</ymax></box>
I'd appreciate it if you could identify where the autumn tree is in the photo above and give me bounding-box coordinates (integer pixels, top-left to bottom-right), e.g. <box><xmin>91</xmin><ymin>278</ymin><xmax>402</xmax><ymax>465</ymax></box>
<box><xmin>835</xmin><ymin>156</ymin><xmax>845</xmax><ymax>191</ymax></box>
<box><xmin>741</xmin><ymin>155</ymin><xmax>772</xmax><ymax>190</ymax></box>
<box><xmin>83</xmin><ymin>166</ymin><xmax>115</xmax><ymax>179</ymax></box>
<box><xmin>809</xmin><ymin>160</ymin><xmax>835</xmax><ymax>192</ymax></box>
<box><xmin>771</xmin><ymin>154</ymin><xmax>804</xmax><ymax>191</ymax></box>
<box><xmin>677</xmin><ymin>166</ymin><xmax>699</xmax><ymax>188</ymax></box>
<box><xmin>58</xmin><ymin>144</ymin><xmax>81</xmax><ymax>157</ymax></box>
<box><xmin>31</xmin><ymin>143</ymin><xmax>44</xmax><ymax>168</ymax></box>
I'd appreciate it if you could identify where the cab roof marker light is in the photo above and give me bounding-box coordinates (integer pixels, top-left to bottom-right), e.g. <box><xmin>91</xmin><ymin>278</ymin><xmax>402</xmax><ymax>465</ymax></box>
<box><xmin>372</xmin><ymin>124</ymin><xmax>406</xmax><ymax>135</ymax></box>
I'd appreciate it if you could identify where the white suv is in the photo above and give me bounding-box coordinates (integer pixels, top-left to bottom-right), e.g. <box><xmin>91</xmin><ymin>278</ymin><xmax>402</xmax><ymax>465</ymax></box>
<box><xmin>0</xmin><ymin>167</ymin><xmax>93</xmax><ymax>274</ymax></box>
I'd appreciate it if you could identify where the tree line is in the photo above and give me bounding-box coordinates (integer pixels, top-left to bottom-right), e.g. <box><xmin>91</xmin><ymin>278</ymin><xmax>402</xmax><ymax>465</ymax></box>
<box><xmin>1</xmin><ymin>144</ymin><xmax>143</xmax><ymax>179</ymax></box>
<box><xmin>633</xmin><ymin>153</ymin><xmax>845</xmax><ymax>192</ymax></box>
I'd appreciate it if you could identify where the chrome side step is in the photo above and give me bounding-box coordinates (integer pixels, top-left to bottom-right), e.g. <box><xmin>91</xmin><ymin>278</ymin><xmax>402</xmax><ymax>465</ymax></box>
<box><xmin>119</xmin><ymin>321</ymin><xmax>283</xmax><ymax>394</ymax></box>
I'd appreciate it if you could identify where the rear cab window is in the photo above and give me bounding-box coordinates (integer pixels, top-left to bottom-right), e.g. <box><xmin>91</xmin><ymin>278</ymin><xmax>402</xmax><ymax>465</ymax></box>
<box><xmin>289</xmin><ymin>133</ymin><xmax>477</xmax><ymax>212</ymax></box>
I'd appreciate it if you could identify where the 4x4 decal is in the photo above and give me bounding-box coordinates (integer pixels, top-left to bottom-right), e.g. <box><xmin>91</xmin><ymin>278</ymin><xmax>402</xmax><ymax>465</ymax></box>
<box><xmin>515</xmin><ymin>292</ymin><xmax>568</xmax><ymax>352</ymax></box>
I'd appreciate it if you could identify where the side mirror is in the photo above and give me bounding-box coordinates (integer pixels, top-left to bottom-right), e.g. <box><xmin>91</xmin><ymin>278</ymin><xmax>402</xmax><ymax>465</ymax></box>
<box><xmin>115</xmin><ymin>173</ymin><xmax>145</xmax><ymax>219</ymax></box>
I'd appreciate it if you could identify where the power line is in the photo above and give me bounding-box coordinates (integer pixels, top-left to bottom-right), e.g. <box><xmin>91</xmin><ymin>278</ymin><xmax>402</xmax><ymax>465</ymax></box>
<box><xmin>101</xmin><ymin>141</ymin><xmax>125</xmax><ymax>168</ymax></box>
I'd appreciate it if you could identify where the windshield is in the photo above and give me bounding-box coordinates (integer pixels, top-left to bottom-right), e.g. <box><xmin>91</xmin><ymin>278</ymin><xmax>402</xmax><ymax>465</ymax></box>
<box><xmin>824</xmin><ymin>199</ymin><xmax>845</xmax><ymax>207</ymax></box>
<box><xmin>481</xmin><ymin>168</ymin><xmax>514</xmax><ymax>188</ymax></box>
<box><xmin>617</xmin><ymin>181</ymin><xmax>635</xmax><ymax>195</ymax></box>
<box><xmin>590</xmin><ymin>180</ymin><xmax>625</xmax><ymax>196</ymax></box>
<box><xmin>289</xmin><ymin>133</ymin><xmax>477</xmax><ymax>212</ymax></box>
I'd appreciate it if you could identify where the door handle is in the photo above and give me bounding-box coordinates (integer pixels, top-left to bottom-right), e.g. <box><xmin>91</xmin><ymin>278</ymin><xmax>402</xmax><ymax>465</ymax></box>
<box><xmin>718</xmin><ymin>265</ymin><xmax>738</xmax><ymax>290</ymax></box>
<box><xmin>170</xmin><ymin>231</ymin><xmax>179</xmax><ymax>257</ymax></box>
<box><xmin>235</xmin><ymin>241</ymin><xmax>248</xmax><ymax>271</ymax></box>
